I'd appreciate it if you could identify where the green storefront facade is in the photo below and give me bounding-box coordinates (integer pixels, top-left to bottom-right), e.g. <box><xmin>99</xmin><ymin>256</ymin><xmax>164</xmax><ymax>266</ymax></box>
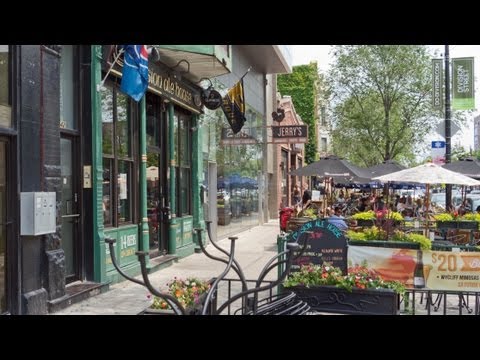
<box><xmin>91</xmin><ymin>45</ymin><xmax>211</xmax><ymax>283</ymax></box>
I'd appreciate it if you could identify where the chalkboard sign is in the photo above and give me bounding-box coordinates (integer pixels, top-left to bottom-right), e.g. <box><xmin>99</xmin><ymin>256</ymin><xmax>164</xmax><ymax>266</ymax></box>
<box><xmin>289</xmin><ymin>219</ymin><xmax>348</xmax><ymax>274</ymax></box>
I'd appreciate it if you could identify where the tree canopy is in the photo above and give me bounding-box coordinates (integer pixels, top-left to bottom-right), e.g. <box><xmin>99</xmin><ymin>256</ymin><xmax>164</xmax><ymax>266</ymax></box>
<box><xmin>327</xmin><ymin>45</ymin><xmax>435</xmax><ymax>167</ymax></box>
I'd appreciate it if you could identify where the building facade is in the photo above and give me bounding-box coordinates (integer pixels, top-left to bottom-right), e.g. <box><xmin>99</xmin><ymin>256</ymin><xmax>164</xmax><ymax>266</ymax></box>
<box><xmin>0</xmin><ymin>44</ymin><xmax>291</xmax><ymax>314</ymax></box>
<box><xmin>273</xmin><ymin>95</ymin><xmax>307</xmax><ymax>212</ymax></box>
<box><xmin>199</xmin><ymin>46</ymin><xmax>291</xmax><ymax>240</ymax></box>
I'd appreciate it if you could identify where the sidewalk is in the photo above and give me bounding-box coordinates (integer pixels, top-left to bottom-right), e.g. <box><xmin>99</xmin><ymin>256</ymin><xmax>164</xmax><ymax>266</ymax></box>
<box><xmin>52</xmin><ymin>220</ymin><xmax>282</xmax><ymax>315</ymax></box>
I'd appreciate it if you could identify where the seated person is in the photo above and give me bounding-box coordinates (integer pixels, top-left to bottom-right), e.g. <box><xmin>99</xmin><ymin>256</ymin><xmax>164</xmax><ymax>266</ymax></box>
<box><xmin>301</xmin><ymin>189</ymin><xmax>312</xmax><ymax>210</ymax></box>
<box><xmin>327</xmin><ymin>206</ymin><xmax>348</xmax><ymax>231</ymax></box>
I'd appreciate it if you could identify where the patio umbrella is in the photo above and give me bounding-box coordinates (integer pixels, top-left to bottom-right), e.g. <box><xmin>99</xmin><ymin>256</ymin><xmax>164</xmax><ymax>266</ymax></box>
<box><xmin>372</xmin><ymin>163</ymin><xmax>480</xmax><ymax>186</ymax></box>
<box><xmin>373</xmin><ymin>163</ymin><xmax>480</xmax><ymax>233</ymax></box>
<box><xmin>367</xmin><ymin>160</ymin><xmax>406</xmax><ymax>177</ymax></box>
<box><xmin>289</xmin><ymin>155</ymin><xmax>371</xmax><ymax>180</ymax></box>
<box><xmin>442</xmin><ymin>158</ymin><xmax>480</xmax><ymax>180</ymax></box>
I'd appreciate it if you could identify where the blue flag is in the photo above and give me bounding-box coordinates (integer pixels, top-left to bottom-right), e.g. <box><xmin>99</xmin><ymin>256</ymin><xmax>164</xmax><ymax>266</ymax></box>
<box><xmin>120</xmin><ymin>45</ymin><xmax>149</xmax><ymax>102</ymax></box>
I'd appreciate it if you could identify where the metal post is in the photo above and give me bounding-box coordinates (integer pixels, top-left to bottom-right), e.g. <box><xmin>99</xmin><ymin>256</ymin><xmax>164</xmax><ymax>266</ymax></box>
<box><xmin>445</xmin><ymin>45</ymin><xmax>452</xmax><ymax>211</ymax></box>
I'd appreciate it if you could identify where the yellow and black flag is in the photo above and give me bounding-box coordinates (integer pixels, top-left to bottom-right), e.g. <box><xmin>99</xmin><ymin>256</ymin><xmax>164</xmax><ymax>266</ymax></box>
<box><xmin>221</xmin><ymin>79</ymin><xmax>246</xmax><ymax>134</ymax></box>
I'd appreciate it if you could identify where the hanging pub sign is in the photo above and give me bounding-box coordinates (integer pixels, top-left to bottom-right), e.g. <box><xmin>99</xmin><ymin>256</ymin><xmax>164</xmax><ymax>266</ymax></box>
<box><xmin>201</xmin><ymin>87</ymin><xmax>222</xmax><ymax>110</ymax></box>
<box><xmin>220</xmin><ymin>127</ymin><xmax>258</xmax><ymax>145</ymax></box>
<box><xmin>270</xmin><ymin>125</ymin><xmax>308</xmax><ymax>144</ymax></box>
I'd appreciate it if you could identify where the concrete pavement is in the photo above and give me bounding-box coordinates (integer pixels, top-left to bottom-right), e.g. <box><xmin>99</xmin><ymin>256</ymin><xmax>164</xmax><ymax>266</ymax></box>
<box><xmin>52</xmin><ymin>219</ymin><xmax>282</xmax><ymax>315</ymax></box>
<box><xmin>51</xmin><ymin>218</ymin><xmax>478</xmax><ymax>315</ymax></box>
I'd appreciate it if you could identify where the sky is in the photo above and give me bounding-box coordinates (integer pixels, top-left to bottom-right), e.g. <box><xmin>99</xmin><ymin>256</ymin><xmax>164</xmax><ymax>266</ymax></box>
<box><xmin>290</xmin><ymin>45</ymin><xmax>480</xmax><ymax>158</ymax></box>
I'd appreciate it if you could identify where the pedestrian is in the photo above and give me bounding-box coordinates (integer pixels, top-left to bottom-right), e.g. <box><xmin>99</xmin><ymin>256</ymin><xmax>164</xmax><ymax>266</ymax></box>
<box><xmin>292</xmin><ymin>185</ymin><xmax>301</xmax><ymax>205</ymax></box>
<box><xmin>302</xmin><ymin>189</ymin><xmax>312</xmax><ymax>210</ymax></box>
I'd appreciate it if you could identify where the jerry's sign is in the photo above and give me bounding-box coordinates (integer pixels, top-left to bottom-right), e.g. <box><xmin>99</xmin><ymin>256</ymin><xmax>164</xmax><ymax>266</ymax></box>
<box><xmin>271</xmin><ymin>125</ymin><xmax>308</xmax><ymax>144</ymax></box>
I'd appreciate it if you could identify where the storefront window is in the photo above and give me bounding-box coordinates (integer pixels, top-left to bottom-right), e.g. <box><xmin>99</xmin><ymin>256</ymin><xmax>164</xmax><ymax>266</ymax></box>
<box><xmin>174</xmin><ymin>110</ymin><xmax>192</xmax><ymax>217</ymax></box>
<box><xmin>211</xmin><ymin>103</ymin><xmax>263</xmax><ymax>239</ymax></box>
<box><xmin>0</xmin><ymin>45</ymin><xmax>11</xmax><ymax>128</ymax></box>
<box><xmin>101</xmin><ymin>82</ymin><xmax>136</xmax><ymax>227</ymax></box>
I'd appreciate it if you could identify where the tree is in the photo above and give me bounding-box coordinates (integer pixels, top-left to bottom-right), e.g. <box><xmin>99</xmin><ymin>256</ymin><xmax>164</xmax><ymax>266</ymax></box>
<box><xmin>278</xmin><ymin>63</ymin><xmax>321</xmax><ymax>164</ymax></box>
<box><xmin>327</xmin><ymin>45</ymin><xmax>435</xmax><ymax>167</ymax></box>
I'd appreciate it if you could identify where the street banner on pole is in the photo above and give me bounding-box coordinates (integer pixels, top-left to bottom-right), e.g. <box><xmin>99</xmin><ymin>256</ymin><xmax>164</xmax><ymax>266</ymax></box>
<box><xmin>431</xmin><ymin>140</ymin><xmax>446</xmax><ymax>165</ymax></box>
<box><xmin>452</xmin><ymin>57</ymin><xmax>475</xmax><ymax>110</ymax></box>
<box><xmin>432</xmin><ymin>59</ymin><xmax>443</xmax><ymax>110</ymax></box>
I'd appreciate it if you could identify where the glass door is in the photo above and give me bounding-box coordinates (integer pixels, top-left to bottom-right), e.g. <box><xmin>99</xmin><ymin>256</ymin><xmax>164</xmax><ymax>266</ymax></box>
<box><xmin>60</xmin><ymin>136</ymin><xmax>80</xmax><ymax>281</ymax></box>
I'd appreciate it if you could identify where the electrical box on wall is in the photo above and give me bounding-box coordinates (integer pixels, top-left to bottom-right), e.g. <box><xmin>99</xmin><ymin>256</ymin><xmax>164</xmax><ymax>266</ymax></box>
<box><xmin>20</xmin><ymin>192</ymin><xmax>56</xmax><ymax>236</ymax></box>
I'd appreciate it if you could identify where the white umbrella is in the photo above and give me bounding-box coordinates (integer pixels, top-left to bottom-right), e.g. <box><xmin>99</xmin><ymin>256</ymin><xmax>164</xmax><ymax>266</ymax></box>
<box><xmin>372</xmin><ymin>163</ymin><xmax>480</xmax><ymax>186</ymax></box>
<box><xmin>373</xmin><ymin>163</ymin><xmax>480</xmax><ymax>235</ymax></box>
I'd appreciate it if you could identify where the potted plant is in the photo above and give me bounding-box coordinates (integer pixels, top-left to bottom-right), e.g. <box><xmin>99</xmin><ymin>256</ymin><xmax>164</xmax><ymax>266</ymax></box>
<box><xmin>346</xmin><ymin>227</ymin><xmax>432</xmax><ymax>250</ymax></box>
<box><xmin>435</xmin><ymin>212</ymin><xmax>479</xmax><ymax>230</ymax></box>
<box><xmin>352</xmin><ymin>210</ymin><xmax>376</xmax><ymax>227</ymax></box>
<box><xmin>143</xmin><ymin>277</ymin><xmax>212</xmax><ymax>315</ymax></box>
<box><xmin>284</xmin><ymin>262</ymin><xmax>405</xmax><ymax>315</ymax></box>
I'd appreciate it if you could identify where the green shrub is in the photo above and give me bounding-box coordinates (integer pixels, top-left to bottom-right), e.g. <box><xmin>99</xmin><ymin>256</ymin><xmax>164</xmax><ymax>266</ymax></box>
<box><xmin>346</xmin><ymin>230</ymin><xmax>367</xmax><ymax>241</ymax></box>
<box><xmin>434</xmin><ymin>213</ymin><xmax>454</xmax><ymax>222</ymax></box>
<box><xmin>406</xmin><ymin>233</ymin><xmax>432</xmax><ymax>250</ymax></box>
<box><xmin>352</xmin><ymin>211</ymin><xmax>376</xmax><ymax>220</ymax></box>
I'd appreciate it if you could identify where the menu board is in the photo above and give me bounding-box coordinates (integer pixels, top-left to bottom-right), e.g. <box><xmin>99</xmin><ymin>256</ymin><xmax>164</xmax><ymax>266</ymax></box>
<box><xmin>289</xmin><ymin>219</ymin><xmax>348</xmax><ymax>274</ymax></box>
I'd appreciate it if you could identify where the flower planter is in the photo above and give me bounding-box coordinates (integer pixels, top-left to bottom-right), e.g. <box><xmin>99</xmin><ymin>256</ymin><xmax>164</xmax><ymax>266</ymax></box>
<box><xmin>139</xmin><ymin>306</ymin><xmax>201</xmax><ymax>315</ymax></box>
<box><xmin>287</xmin><ymin>217</ymin><xmax>313</xmax><ymax>232</ymax></box>
<box><xmin>141</xmin><ymin>283</ymin><xmax>216</xmax><ymax>315</ymax></box>
<box><xmin>287</xmin><ymin>285</ymin><xmax>399</xmax><ymax>315</ymax></box>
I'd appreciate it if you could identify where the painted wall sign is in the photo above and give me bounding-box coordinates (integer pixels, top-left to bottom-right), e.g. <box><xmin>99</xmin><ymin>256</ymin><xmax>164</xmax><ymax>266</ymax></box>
<box><xmin>289</xmin><ymin>219</ymin><xmax>348</xmax><ymax>274</ymax></box>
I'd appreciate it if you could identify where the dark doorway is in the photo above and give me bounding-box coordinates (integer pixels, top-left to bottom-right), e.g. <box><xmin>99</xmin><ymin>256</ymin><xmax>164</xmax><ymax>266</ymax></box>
<box><xmin>60</xmin><ymin>135</ymin><xmax>81</xmax><ymax>282</ymax></box>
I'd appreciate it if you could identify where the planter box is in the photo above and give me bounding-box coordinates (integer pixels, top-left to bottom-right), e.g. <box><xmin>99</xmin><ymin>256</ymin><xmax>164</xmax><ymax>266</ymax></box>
<box><xmin>348</xmin><ymin>240</ymin><xmax>420</xmax><ymax>249</ymax></box>
<box><xmin>436</xmin><ymin>221</ymin><xmax>479</xmax><ymax>230</ymax></box>
<box><xmin>355</xmin><ymin>219</ymin><xmax>375</xmax><ymax>227</ymax></box>
<box><xmin>140</xmin><ymin>306</ymin><xmax>203</xmax><ymax>315</ymax></box>
<box><xmin>287</xmin><ymin>217</ymin><xmax>313</xmax><ymax>232</ymax></box>
<box><xmin>287</xmin><ymin>285</ymin><xmax>399</xmax><ymax>315</ymax></box>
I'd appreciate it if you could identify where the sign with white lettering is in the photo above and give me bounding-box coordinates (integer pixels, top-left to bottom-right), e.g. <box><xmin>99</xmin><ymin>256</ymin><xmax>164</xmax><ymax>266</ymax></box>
<box><xmin>220</xmin><ymin>127</ymin><xmax>258</xmax><ymax>145</ymax></box>
<box><xmin>102</xmin><ymin>46</ymin><xmax>203</xmax><ymax>114</ymax></box>
<box><xmin>432</xmin><ymin>59</ymin><xmax>443</xmax><ymax>110</ymax></box>
<box><xmin>452</xmin><ymin>57</ymin><xmax>475</xmax><ymax>110</ymax></box>
<box><xmin>271</xmin><ymin>125</ymin><xmax>308</xmax><ymax>144</ymax></box>
<box><xmin>289</xmin><ymin>219</ymin><xmax>348</xmax><ymax>274</ymax></box>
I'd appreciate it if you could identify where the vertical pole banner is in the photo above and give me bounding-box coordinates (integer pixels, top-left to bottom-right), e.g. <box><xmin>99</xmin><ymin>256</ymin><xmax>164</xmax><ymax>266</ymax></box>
<box><xmin>432</xmin><ymin>59</ymin><xmax>443</xmax><ymax>110</ymax></box>
<box><xmin>452</xmin><ymin>57</ymin><xmax>475</xmax><ymax>110</ymax></box>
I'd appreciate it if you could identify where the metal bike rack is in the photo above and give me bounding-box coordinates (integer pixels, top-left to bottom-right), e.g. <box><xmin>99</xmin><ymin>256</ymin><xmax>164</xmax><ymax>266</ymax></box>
<box><xmin>106</xmin><ymin>220</ymin><xmax>311</xmax><ymax>315</ymax></box>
